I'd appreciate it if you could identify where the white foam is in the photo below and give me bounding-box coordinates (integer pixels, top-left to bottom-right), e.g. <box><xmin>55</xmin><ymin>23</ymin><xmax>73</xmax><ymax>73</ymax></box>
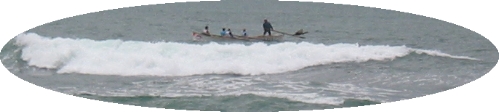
<box><xmin>14</xmin><ymin>33</ymin><xmax>479</xmax><ymax>76</ymax></box>
<box><xmin>220</xmin><ymin>91</ymin><xmax>345</xmax><ymax>105</ymax></box>
<box><xmin>58</xmin><ymin>76</ymin><xmax>399</xmax><ymax>106</ymax></box>
<box><xmin>412</xmin><ymin>49</ymin><xmax>480</xmax><ymax>60</ymax></box>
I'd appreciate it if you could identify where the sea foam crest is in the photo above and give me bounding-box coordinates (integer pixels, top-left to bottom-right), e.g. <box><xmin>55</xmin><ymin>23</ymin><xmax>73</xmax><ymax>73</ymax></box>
<box><xmin>14</xmin><ymin>33</ymin><xmax>478</xmax><ymax>76</ymax></box>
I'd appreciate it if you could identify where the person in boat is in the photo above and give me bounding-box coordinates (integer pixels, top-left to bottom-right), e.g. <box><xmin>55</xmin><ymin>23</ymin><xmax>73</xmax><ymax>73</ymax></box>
<box><xmin>202</xmin><ymin>26</ymin><xmax>211</xmax><ymax>36</ymax></box>
<box><xmin>242</xmin><ymin>29</ymin><xmax>247</xmax><ymax>37</ymax></box>
<box><xmin>263</xmin><ymin>19</ymin><xmax>273</xmax><ymax>36</ymax></box>
<box><xmin>293</xmin><ymin>29</ymin><xmax>308</xmax><ymax>36</ymax></box>
<box><xmin>227</xmin><ymin>28</ymin><xmax>235</xmax><ymax>38</ymax></box>
<box><xmin>220</xmin><ymin>28</ymin><xmax>227</xmax><ymax>36</ymax></box>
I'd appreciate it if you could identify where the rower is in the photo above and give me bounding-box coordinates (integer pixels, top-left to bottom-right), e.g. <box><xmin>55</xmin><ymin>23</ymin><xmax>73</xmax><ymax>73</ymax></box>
<box><xmin>227</xmin><ymin>28</ymin><xmax>235</xmax><ymax>38</ymax></box>
<box><xmin>293</xmin><ymin>29</ymin><xmax>308</xmax><ymax>36</ymax></box>
<box><xmin>220</xmin><ymin>28</ymin><xmax>227</xmax><ymax>36</ymax></box>
<box><xmin>202</xmin><ymin>26</ymin><xmax>210</xmax><ymax>35</ymax></box>
<box><xmin>242</xmin><ymin>29</ymin><xmax>247</xmax><ymax>37</ymax></box>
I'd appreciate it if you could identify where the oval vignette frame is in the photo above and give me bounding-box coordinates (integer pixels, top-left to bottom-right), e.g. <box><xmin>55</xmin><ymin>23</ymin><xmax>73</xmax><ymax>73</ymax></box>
<box><xmin>1</xmin><ymin>0</ymin><xmax>498</xmax><ymax>112</ymax></box>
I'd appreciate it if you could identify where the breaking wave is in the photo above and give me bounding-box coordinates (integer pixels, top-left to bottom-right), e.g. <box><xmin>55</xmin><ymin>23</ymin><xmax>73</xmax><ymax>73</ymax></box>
<box><xmin>12</xmin><ymin>33</ymin><xmax>478</xmax><ymax>76</ymax></box>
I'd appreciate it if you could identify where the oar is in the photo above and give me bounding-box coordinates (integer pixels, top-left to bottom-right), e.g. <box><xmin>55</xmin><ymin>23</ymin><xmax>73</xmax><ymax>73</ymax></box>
<box><xmin>272</xmin><ymin>30</ymin><xmax>306</xmax><ymax>39</ymax></box>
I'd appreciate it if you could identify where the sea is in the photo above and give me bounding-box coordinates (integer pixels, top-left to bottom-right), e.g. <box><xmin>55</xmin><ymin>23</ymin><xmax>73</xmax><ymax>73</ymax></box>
<box><xmin>1</xmin><ymin>0</ymin><xmax>498</xmax><ymax>112</ymax></box>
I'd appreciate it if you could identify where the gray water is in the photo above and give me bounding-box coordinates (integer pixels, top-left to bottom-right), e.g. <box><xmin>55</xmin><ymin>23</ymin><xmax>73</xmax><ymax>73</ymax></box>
<box><xmin>2</xmin><ymin>0</ymin><xmax>498</xmax><ymax>112</ymax></box>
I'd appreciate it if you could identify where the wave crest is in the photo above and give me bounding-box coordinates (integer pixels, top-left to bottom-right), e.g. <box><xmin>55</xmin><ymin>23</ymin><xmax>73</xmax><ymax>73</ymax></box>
<box><xmin>14</xmin><ymin>33</ymin><xmax>478</xmax><ymax>76</ymax></box>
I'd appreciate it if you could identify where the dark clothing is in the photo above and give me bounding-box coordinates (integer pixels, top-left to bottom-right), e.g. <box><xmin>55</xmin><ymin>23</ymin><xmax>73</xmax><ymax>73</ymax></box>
<box><xmin>263</xmin><ymin>22</ymin><xmax>273</xmax><ymax>36</ymax></box>
<box><xmin>263</xmin><ymin>22</ymin><xmax>273</xmax><ymax>30</ymax></box>
<box><xmin>242</xmin><ymin>31</ymin><xmax>247</xmax><ymax>37</ymax></box>
<box><xmin>229</xmin><ymin>32</ymin><xmax>234</xmax><ymax>38</ymax></box>
<box><xmin>263</xmin><ymin>30</ymin><xmax>271</xmax><ymax>36</ymax></box>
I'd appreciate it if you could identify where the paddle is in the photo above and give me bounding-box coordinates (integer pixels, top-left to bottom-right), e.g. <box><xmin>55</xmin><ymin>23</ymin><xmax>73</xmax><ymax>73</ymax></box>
<box><xmin>272</xmin><ymin>30</ymin><xmax>306</xmax><ymax>39</ymax></box>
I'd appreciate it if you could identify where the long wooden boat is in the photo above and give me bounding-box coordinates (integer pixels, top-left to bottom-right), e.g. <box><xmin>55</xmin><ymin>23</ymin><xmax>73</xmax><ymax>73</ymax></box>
<box><xmin>193</xmin><ymin>32</ymin><xmax>247</xmax><ymax>40</ymax></box>
<box><xmin>193</xmin><ymin>32</ymin><xmax>283</xmax><ymax>41</ymax></box>
<box><xmin>246</xmin><ymin>35</ymin><xmax>284</xmax><ymax>41</ymax></box>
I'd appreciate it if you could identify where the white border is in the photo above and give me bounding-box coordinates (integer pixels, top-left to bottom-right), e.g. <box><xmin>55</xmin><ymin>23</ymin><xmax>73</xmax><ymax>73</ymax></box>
<box><xmin>0</xmin><ymin>0</ymin><xmax>497</xmax><ymax>112</ymax></box>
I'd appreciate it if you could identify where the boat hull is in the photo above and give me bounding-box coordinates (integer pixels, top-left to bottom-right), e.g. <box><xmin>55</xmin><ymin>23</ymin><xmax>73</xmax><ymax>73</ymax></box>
<box><xmin>194</xmin><ymin>32</ymin><xmax>283</xmax><ymax>41</ymax></box>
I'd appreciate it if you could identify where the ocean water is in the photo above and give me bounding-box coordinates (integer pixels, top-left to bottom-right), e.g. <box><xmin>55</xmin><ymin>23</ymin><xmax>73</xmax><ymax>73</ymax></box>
<box><xmin>1</xmin><ymin>0</ymin><xmax>498</xmax><ymax>112</ymax></box>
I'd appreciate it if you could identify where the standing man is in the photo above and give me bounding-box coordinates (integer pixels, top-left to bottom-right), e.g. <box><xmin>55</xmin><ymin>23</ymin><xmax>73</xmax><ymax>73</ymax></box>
<box><xmin>263</xmin><ymin>19</ymin><xmax>273</xmax><ymax>36</ymax></box>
